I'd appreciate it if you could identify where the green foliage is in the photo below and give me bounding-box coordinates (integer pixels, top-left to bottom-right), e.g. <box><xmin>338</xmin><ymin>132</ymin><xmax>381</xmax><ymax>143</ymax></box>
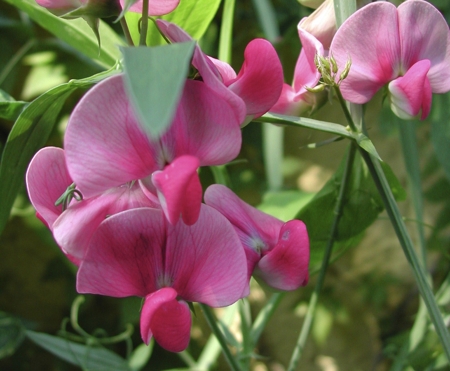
<box><xmin>0</xmin><ymin>90</ymin><xmax>28</xmax><ymax>121</ymax></box>
<box><xmin>26</xmin><ymin>330</ymin><xmax>132</xmax><ymax>370</ymax></box>
<box><xmin>431</xmin><ymin>93</ymin><xmax>450</xmax><ymax>183</ymax></box>
<box><xmin>121</xmin><ymin>41</ymin><xmax>195</xmax><ymax>139</ymax></box>
<box><xmin>0</xmin><ymin>312</ymin><xmax>25</xmax><ymax>359</ymax></box>
<box><xmin>3</xmin><ymin>0</ymin><xmax>124</xmax><ymax>68</ymax></box>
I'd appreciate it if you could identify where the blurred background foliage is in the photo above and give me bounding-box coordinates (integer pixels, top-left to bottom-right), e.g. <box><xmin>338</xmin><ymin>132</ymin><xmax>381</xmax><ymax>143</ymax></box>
<box><xmin>1</xmin><ymin>0</ymin><xmax>450</xmax><ymax>370</ymax></box>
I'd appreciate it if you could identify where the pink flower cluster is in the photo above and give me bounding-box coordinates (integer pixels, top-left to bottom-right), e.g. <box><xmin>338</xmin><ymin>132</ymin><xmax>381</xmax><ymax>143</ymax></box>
<box><xmin>272</xmin><ymin>0</ymin><xmax>450</xmax><ymax>121</ymax></box>
<box><xmin>26</xmin><ymin>22</ymin><xmax>310</xmax><ymax>352</ymax></box>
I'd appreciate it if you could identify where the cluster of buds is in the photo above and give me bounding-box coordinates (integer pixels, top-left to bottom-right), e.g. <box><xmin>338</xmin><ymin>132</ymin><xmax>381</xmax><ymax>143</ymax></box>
<box><xmin>308</xmin><ymin>54</ymin><xmax>351</xmax><ymax>93</ymax></box>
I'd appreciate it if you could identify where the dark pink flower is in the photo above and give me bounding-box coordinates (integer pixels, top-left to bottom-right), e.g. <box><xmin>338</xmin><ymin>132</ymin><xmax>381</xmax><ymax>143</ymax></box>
<box><xmin>26</xmin><ymin>147</ymin><xmax>156</xmax><ymax>262</ymax></box>
<box><xmin>76</xmin><ymin>205</ymin><xmax>248</xmax><ymax>352</ymax></box>
<box><xmin>204</xmin><ymin>185</ymin><xmax>309</xmax><ymax>291</ymax></box>
<box><xmin>156</xmin><ymin>20</ymin><xmax>284</xmax><ymax>125</ymax></box>
<box><xmin>330</xmin><ymin>0</ymin><xmax>450</xmax><ymax>120</ymax></box>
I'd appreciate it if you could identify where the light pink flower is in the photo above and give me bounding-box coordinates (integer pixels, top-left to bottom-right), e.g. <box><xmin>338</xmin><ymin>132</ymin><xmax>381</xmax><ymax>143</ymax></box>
<box><xmin>204</xmin><ymin>185</ymin><xmax>309</xmax><ymax>291</ymax></box>
<box><xmin>156</xmin><ymin>20</ymin><xmax>284</xmax><ymax>125</ymax></box>
<box><xmin>76</xmin><ymin>205</ymin><xmax>248</xmax><ymax>352</ymax></box>
<box><xmin>26</xmin><ymin>147</ymin><xmax>156</xmax><ymax>262</ymax></box>
<box><xmin>64</xmin><ymin>74</ymin><xmax>242</xmax><ymax>226</ymax></box>
<box><xmin>330</xmin><ymin>0</ymin><xmax>450</xmax><ymax>120</ymax></box>
<box><xmin>270</xmin><ymin>25</ymin><xmax>324</xmax><ymax>116</ymax></box>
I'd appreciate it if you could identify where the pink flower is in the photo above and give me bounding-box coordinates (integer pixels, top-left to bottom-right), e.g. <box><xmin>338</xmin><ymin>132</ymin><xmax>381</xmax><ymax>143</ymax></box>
<box><xmin>26</xmin><ymin>147</ymin><xmax>156</xmax><ymax>262</ymax></box>
<box><xmin>76</xmin><ymin>205</ymin><xmax>248</xmax><ymax>352</ymax></box>
<box><xmin>64</xmin><ymin>74</ymin><xmax>242</xmax><ymax>226</ymax></box>
<box><xmin>35</xmin><ymin>0</ymin><xmax>179</xmax><ymax>16</ymax></box>
<box><xmin>156</xmin><ymin>20</ymin><xmax>284</xmax><ymax>126</ymax></box>
<box><xmin>270</xmin><ymin>25</ymin><xmax>324</xmax><ymax>116</ymax></box>
<box><xmin>204</xmin><ymin>185</ymin><xmax>309</xmax><ymax>291</ymax></box>
<box><xmin>330</xmin><ymin>0</ymin><xmax>450</xmax><ymax>120</ymax></box>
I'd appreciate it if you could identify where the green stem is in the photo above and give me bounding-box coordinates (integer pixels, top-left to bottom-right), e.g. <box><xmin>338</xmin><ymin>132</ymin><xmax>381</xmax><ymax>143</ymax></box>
<box><xmin>250</xmin><ymin>293</ymin><xmax>285</xmax><ymax>343</ymax></box>
<box><xmin>199</xmin><ymin>304</ymin><xmax>242</xmax><ymax>371</ymax></box>
<box><xmin>218</xmin><ymin>0</ymin><xmax>235</xmax><ymax>63</ymax></box>
<box><xmin>120</xmin><ymin>17</ymin><xmax>134</xmax><ymax>46</ymax></box>
<box><xmin>139</xmin><ymin>0</ymin><xmax>149</xmax><ymax>46</ymax></box>
<box><xmin>0</xmin><ymin>38</ymin><xmax>35</xmax><ymax>87</ymax></box>
<box><xmin>287</xmin><ymin>143</ymin><xmax>357</xmax><ymax>371</ymax></box>
<box><xmin>238</xmin><ymin>300</ymin><xmax>252</xmax><ymax>370</ymax></box>
<box><xmin>358</xmin><ymin>148</ymin><xmax>450</xmax><ymax>362</ymax></box>
<box><xmin>333</xmin><ymin>86</ymin><xmax>358</xmax><ymax>133</ymax></box>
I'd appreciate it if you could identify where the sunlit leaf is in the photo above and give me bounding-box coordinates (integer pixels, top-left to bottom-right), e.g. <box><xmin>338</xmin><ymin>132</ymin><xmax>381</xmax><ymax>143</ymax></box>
<box><xmin>26</xmin><ymin>331</ymin><xmax>131</xmax><ymax>370</ymax></box>
<box><xmin>0</xmin><ymin>90</ymin><xmax>28</xmax><ymax>121</ymax></box>
<box><xmin>258</xmin><ymin>190</ymin><xmax>315</xmax><ymax>222</ymax></box>
<box><xmin>128</xmin><ymin>342</ymin><xmax>153</xmax><ymax>371</ymax></box>
<box><xmin>122</xmin><ymin>41</ymin><xmax>195</xmax><ymax>139</ymax></box>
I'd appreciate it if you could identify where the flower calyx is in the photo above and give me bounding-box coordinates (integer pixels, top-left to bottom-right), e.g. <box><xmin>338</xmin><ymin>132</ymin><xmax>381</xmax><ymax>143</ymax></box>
<box><xmin>314</xmin><ymin>53</ymin><xmax>351</xmax><ymax>87</ymax></box>
<box><xmin>55</xmin><ymin>183</ymin><xmax>83</xmax><ymax>211</ymax></box>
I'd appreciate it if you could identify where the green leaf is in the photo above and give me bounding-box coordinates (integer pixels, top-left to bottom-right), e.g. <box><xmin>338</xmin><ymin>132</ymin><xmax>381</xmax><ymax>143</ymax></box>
<box><xmin>0</xmin><ymin>90</ymin><xmax>28</xmax><ymax>121</ymax></box>
<box><xmin>26</xmin><ymin>331</ymin><xmax>131</xmax><ymax>371</ymax></box>
<box><xmin>258</xmin><ymin>190</ymin><xmax>315</xmax><ymax>222</ymax></box>
<box><xmin>257</xmin><ymin>113</ymin><xmax>354</xmax><ymax>140</ymax></box>
<box><xmin>355</xmin><ymin>133</ymin><xmax>382</xmax><ymax>161</ymax></box>
<box><xmin>0</xmin><ymin>84</ymin><xmax>74</xmax><ymax>236</ymax></box>
<box><xmin>0</xmin><ymin>312</ymin><xmax>25</xmax><ymax>359</ymax></box>
<box><xmin>431</xmin><ymin>93</ymin><xmax>450</xmax><ymax>183</ymax></box>
<box><xmin>126</xmin><ymin>0</ymin><xmax>222</xmax><ymax>46</ymax></box>
<box><xmin>128</xmin><ymin>342</ymin><xmax>153</xmax><ymax>371</ymax></box>
<box><xmin>122</xmin><ymin>41</ymin><xmax>195</xmax><ymax>139</ymax></box>
<box><xmin>333</xmin><ymin>0</ymin><xmax>357</xmax><ymax>27</ymax></box>
<box><xmin>296</xmin><ymin>153</ymin><xmax>404</xmax><ymax>269</ymax></box>
<box><xmin>4</xmin><ymin>0</ymin><xmax>124</xmax><ymax>68</ymax></box>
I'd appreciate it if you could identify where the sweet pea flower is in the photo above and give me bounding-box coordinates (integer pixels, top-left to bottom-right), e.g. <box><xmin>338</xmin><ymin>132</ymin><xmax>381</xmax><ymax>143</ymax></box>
<box><xmin>270</xmin><ymin>24</ymin><xmax>324</xmax><ymax>116</ymax></box>
<box><xmin>156</xmin><ymin>20</ymin><xmax>284</xmax><ymax>126</ymax></box>
<box><xmin>76</xmin><ymin>205</ymin><xmax>248</xmax><ymax>352</ymax></box>
<box><xmin>204</xmin><ymin>185</ymin><xmax>309</xmax><ymax>291</ymax></box>
<box><xmin>26</xmin><ymin>147</ymin><xmax>157</xmax><ymax>262</ymax></box>
<box><xmin>330</xmin><ymin>0</ymin><xmax>450</xmax><ymax>120</ymax></box>
<box><xmin>64</xmin><ymin>74</ymin><xmax>242</xmax><ymax>226</ymax></box>
<box><xmin>35</xmin><ymin>0</ymin><xmax>179</xmax><ymax>16</ymax></box>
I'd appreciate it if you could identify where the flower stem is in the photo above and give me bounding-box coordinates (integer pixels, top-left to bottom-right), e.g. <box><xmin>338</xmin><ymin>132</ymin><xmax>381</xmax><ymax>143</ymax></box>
<box><xmin>287</xmin><ymin>142</ymin><xmax>357</xmax><ymax>371</ymax></box>
<box><xmin>120</xmin><ymin>17</ymin><xmax>134</xmax><ymax>46</ymax></box>
<box><xmin>219</xmin><ymin>0</ymin><xmax>236</xmax><ymax>63</ymax></box>
<box><xmin>358</xmin><ymin>148</ymin><xmax>450</xmax><ymax>362</ymax></box>
<box><xmin>139</xmin><ymin>0</ymin><xmax>149</xmax><ymax>46</ymax></box>
<box><xmin>199</xmin><ymin>304</ymin><xmax>242</xmax><ymax>371</ymax></box>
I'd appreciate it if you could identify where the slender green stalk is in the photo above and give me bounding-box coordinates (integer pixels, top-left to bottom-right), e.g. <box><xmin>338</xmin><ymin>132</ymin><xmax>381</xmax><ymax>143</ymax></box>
<box><xmin>218</xmin><ymin>0</ymin><xmax>235</xmax><ymax>63</ymax></box>
<box><xmin>333</xmin><ymin>86</ymin><xmax>358</xmax><ymax>132</ymax></box>
<box><xmin>120</xmin><ymin>17</ymin><xmax>135</xmax><ymax>46</ymax></box>
<box><xmin>250</xmin><ymin>293</ymin><xmax>285</xmax><ymax>343</ymax></box>
<box><xmin>358</xmin><ymin>148</ymin><xmax>450</xmax><ymax>362</ymax></box>
<box><xmin>0</xmin><ymin>39</ymin><xmax>35</xmax><ymax>87</ymax></box>
<box><xmin>139</xmin><ymin>0</ymin><xmax>149</xmax><ymax>46</ymax></box>
<box><xmin>199</xmin><ymin>304</ymin><xmax>242</xmax><ymax>371</ymax></box>
<box><xmin>287</xmin><ymin>143</ymin><xmax>357</xmax><ymax>371</ymax></box>
<box><xmin>238</xmin><ymin>300</ymin><xmax>252</xmax><ymax>370</ymax></box>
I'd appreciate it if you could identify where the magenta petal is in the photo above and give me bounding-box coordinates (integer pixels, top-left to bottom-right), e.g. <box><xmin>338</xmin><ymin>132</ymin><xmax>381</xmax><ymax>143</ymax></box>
<box><xmin>330</xmin><ymin>2</ymin><xmax>401</xmax><ymax>103</ymax></box>
<box><xmin>140</xmin><ymin>288</ymin><xmax>191</xmax><ymax>352</ymax></box>
<box><xmin>123</xmin><ymin>0</ymin><xmax>180</xmax><ymax>15</ymax></box>
<box><xmin>36</xmin><ymin>0</ymin><xmax>81</xmax><ymax>9</ymax></box>
<box><xmin>227</xmin><ymin>39</ymin><xmax>284</xmax><ymax>119</ymax></box>
<box><xmin>388</xmin><ymin>59</ymin><xmax>432</xmax><ymax>120</ymax></box>
<box><xmin>398</xmin><ymin>0</ymin><xmax>450</xmax><ymax>93</ymax></box>
<box><xmin>54</xmin><ymin>184</ymin><xmax>157</xmax><ymax>260</ymax></box>
<box><xmin>65</xmin><ymin>74</ymin><xmax>158</xmax><ymax>198</ymax></box>
<box><xmin>163</xmin><ymin>80</ymin><xmax>242</xmax><ymax>166</ymax></box>
<box><xmin>156</xmin><ymin>20</ymin><xmax>247</xmax><ymax>124</ymax></box>
<box><xmin>256</xmin><ymin>220</ymin><xmax>310</xmax><ymax>291</ymax></box>
<box><xmin>76</xmin><ymin>208</ymin><xmax>166</xmax><ymax>297</ymax></box>
<box><xmin>207</xmin><ymin>57</ymin><xmax>237</xmax><ymax>84</ymax></box>
<box><xmin>167</xmin><ymin>204</ymin><xmax>248</xmax><ymax>306</ymax></box>
<box><xmin>26</xmin><ymin>147</ymin><xmax>73</xmax><ymax>228</ymax></box>
<box><xmin>270</xmin><ymin>84</ymin><xmax>314</xmax><ymax>116</ymax></box>
<box><xmin>293</xmin><ymin>28</ymin><xmax>324</xmax><ymax>94</ymax></box>
<box><xmin>152</xmin><ymin>155</ymin><xmax>201</xmax><ymax>225</ymax></box>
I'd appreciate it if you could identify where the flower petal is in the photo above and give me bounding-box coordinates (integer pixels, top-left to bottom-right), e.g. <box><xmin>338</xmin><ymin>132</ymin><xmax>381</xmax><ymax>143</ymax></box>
<box><xmin>226</xmin><ymin>39</ymin><xmax>284</xmax><ymax>119</ymax></box>
<box><xmin>152</xmin><ymin>155</ymin><xmax>202</xmax><ymax>225</ymax></box>
<box><xmin>26</xmin><ymin>147</ymin><xmax>73</xmax><ymax>228</ymax></box>
<box><xmin>398</xmin><ymin>0</ymin><xmax>450</xmax><ymax>93</ymax></box>
<box><xmin>256</xmin><ymin>220</ymin><xmax>309</xmax><ymax>291</ymax></box>
<box><xmin>76</xmin><ymin>208</ymin><xmax>166</xmax><ymax>297</ymax></box>
<box><xmin>54</xmin><ymin>183</ymin><xmax>157</xmax><ymax>260</ymax></box>
<box><xmin>162</xmin><ymin>79</ymin><xmax>242</xmax><ymax>165</ymax></box>
<box><xmin>140</xmin><ymin>288</ymin><xmax>191</xmax><ymax>352</ymax></box>
<box><xmin>167</xmin><ymin>204</ymin><xmax>248</xmax><ymax>306</ymax></box>
<box><xmin>36</xmin><ymin>0</ymin><xmax>81</xmax><ymax>9</ymax></box>
<box><xmin>330</xmin><ymin>2</ymin><xmax>401</xmax><ymax>103</ymax></box>
<box><xmin>65</xmin><ymin>74</ymin><xmax>158</xmax><ymax>198</ymax></box>
<box><xmin>123</xmin><ymin>0</ymin><xmax>180</xmax><ymax>16</ymax></box>
<box><xmin>156</xmin><ymin>20</ymin><xmax>247</xmax><ymax>124</ymax></box>
<box><xmin>388</xmin><ymin>59</ymin><xmax>432</xmax><ymax>120</ymax></box>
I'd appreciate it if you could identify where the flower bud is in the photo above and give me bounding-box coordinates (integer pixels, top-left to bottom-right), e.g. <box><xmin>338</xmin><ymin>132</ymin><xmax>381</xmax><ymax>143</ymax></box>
<box><xmin>297</xmin><ymin>0</ymin><xmax>324</xmax><ymax>10</ymax></box>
